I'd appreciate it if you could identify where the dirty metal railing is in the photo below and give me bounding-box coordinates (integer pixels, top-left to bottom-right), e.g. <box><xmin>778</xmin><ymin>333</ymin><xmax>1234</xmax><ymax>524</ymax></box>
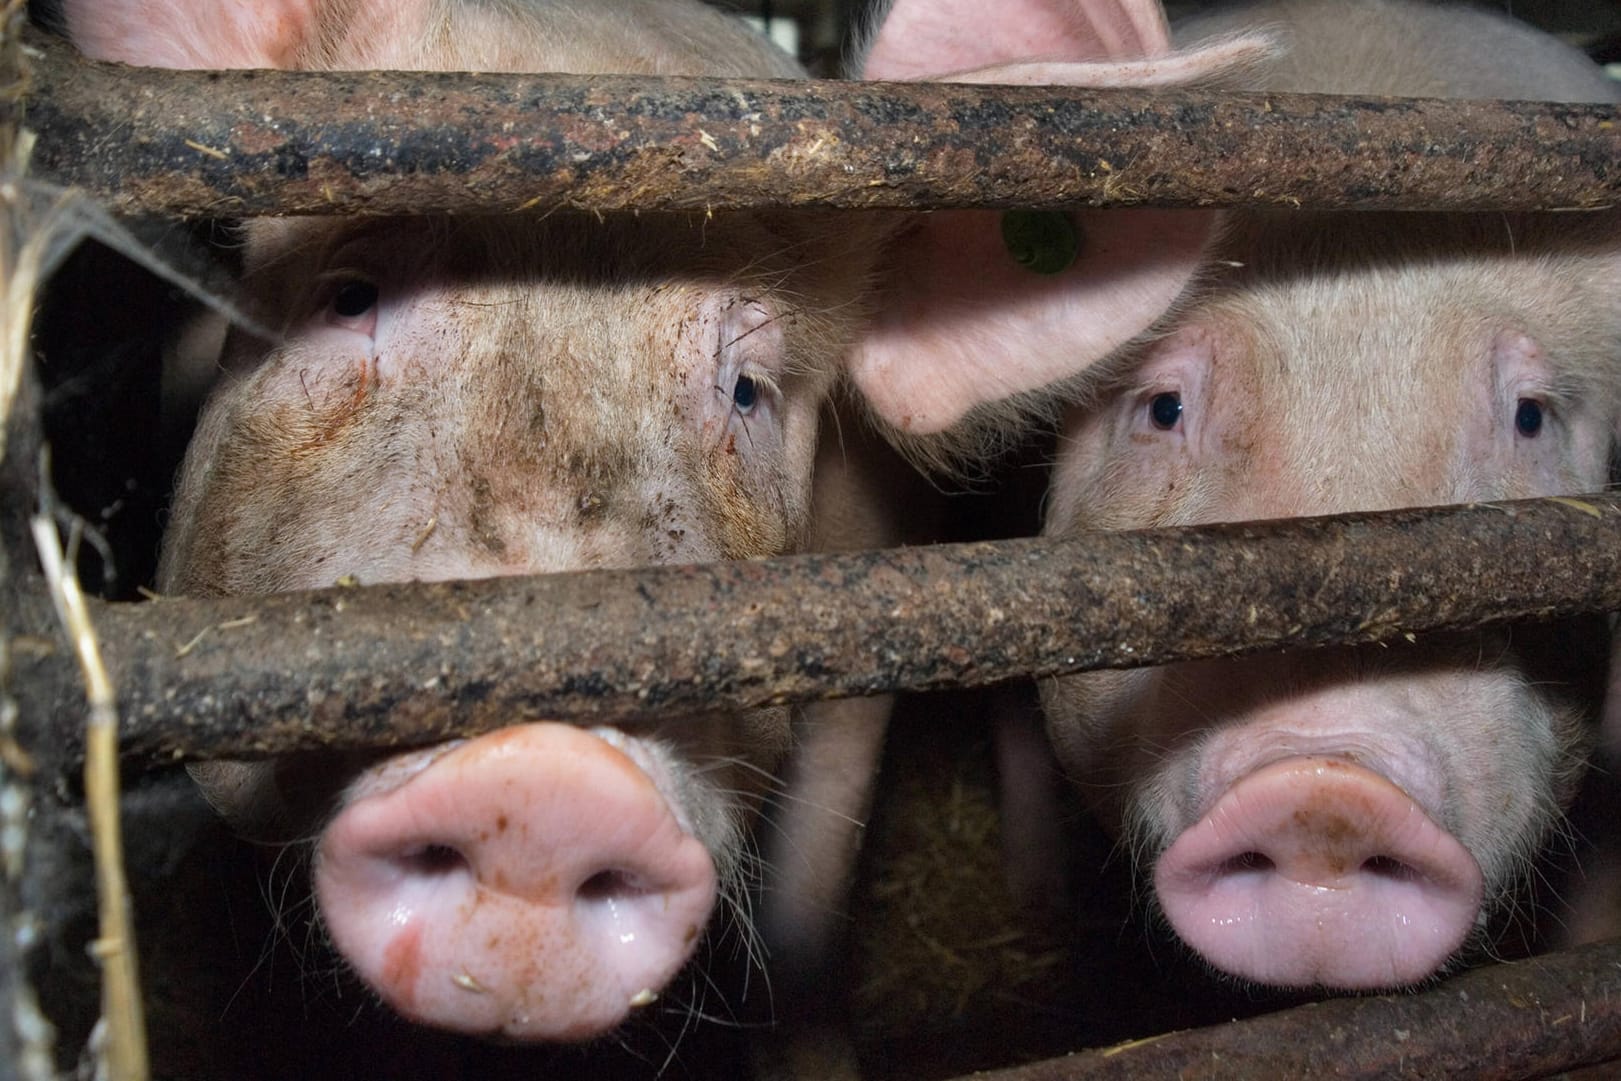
<box><xmin>20</xmin><ymin>26</ymin><xmax>1621</xmax><ymax>217</ymax></box>
<box><xmin>8</xmin><ymin>25</ymin><xmax>1620</xmax><ymax>771</ymax></box>
<box><xmin>6</xmin><ymin>491</ymin><xmax>1620</xmax><ymax>766</ymax></box>
<box><xmin>976</xmin><ymin>936</ymin><xmax>1621</xmax><ymax>1080</ymax></box>
<box><xmin>6</xmin><ymin>22</ymin><xmax>1621</xmax><ymax>1081</ymax></box>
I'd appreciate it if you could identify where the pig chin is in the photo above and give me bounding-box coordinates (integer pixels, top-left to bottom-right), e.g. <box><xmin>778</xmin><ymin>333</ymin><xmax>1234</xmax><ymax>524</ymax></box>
<box><xmin>1049</xmin><ymin>644</ymin><xmax>1584</xmax><ymax>991</ymax></box>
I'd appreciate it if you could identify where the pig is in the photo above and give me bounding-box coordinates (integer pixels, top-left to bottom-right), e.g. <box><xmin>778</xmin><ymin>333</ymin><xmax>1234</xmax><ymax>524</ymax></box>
<box><xmin>62</xmin><ymin>0</ymin><xmax>1270</xmax><ymax>1047</ymax></box>
<box><xmin>758</xmin><ymin>0</ymin><xmax>1274</xmax><ymax>1050</ymax></box>
<box><xmin>1036</xmin><ymin>0</ymin><xmax>1621</xmax><ymax>991</ymax></box>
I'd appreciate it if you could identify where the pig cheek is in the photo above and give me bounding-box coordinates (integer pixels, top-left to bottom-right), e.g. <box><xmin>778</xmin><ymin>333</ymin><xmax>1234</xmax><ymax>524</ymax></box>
<box><xmin>771</xmin><ymin>386</ymin><xmax>833</xmax><ymax>551</ymax></box>
<box><xmin>1446</xmin><ymin>672</ymin><xmax>1586</xmax><ymax>889</ymax></box>
<box><xmin>714</xmin><ymin>705</ymin><xmax>792</xmax><ymax>809</ymax></box>
<box><xmin>163</xmin><ymin>353</ymin><xmax>427</xmax><ymax>595</ymax></box>
<box><xmin>1046</xmin><ymin>404</ymin><xmax>1120</xmax><ymax>534</ymax></box>
<box><xmin>1049</xmin><ymin>396</ymin><xmax>1208</xmax><ymax>536</ymax></box>
<box><xmin>650</xmin><ymin>707</ymin><xmax>791</xmax><ymax>833</ymax></box>
<box><xmin>670</xmin><ymin>375</ymin><xmax>797</xmax><ymax>563</ymax></box>
<box><xmin>1517</xmin><ymin>413</ymin><xmax>1608</xmax><ymax>498</ymax></box>
<box><xmin>698</xmin><ymin>458</ymin><xmax>787</xmax><ymax>559</ymax></box>
<box><xmin>1040</xmin><ymin>668</ymin><xmax>1164</xmax><ymax>832</ymax></box>
<box><xmin>188</xmin><ymin>761</ymin><xmax>287</xmax><ymax>838</ymax></box>
<box><xmin>692</xmin><ymin>397</ymin><xmax>804</xmax><ymax>561</ymax></box>
<box><xmin>187</xmin><ymin>753</ymin><xmax>371</xmax><ymax>842</ymax></box>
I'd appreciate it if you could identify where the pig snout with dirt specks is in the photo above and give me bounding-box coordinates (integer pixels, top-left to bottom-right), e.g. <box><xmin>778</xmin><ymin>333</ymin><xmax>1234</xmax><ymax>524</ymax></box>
<box><xmin>62</xmin><ymin>0</ymin><xmax>1267</xmax><ymax>1043</ymax></box>
<box><xmin>1036</xmin><ymin>0</ymin><xmax>1621</xmax><ymax>991</ymax></box>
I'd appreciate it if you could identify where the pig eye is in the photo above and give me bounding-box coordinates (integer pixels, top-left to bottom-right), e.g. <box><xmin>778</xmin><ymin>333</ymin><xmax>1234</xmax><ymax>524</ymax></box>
<box><xmin>331</xmin><ymin>280</ymin><xmax>379</xmax><ymax>319</ymax></box>
<box><xmin>1149</xmin><ymin>391</ymin><xmax>1183</xmax><ymax>430</ymax></box>
<box><xmin>1514</xmin><ymin>398</ymin><xmax>1544</xmax><ymax>438</ymax></box>
<box><xmin>726</xmin><ymin>368</ymin><xmax>778</xmax><ymax>419</ymax></box>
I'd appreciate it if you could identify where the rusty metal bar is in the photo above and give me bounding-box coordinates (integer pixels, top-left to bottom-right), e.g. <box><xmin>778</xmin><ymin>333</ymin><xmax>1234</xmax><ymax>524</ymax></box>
<box><xmin>6</xmin><ymin>490</ymin><xmax>1619</xmax><ymax>767</ymax></box>
<box><xmin>19</xmin><ymin>26</ymin><xmax>1621</xmax><ymax>219</ymax></box>
<box><xmin>963</xmin><ymin>936</ymin><xmax>1621</xmax><ymax>1081</ymax></box>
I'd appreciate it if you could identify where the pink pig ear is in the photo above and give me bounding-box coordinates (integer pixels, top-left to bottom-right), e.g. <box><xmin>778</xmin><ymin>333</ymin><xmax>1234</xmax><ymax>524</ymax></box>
<box><xmin>849</xmin><ymin>207</ymin><xmax>1218</xmax><ymax>434</ymax></box>
<box><xmin>850</xmin><ymin>1</ymin><xmax>1272</xmax><ymax>435</ymax></box>
<box><xmin>862</xmin><ymin>0</ymin><xmax>1171</xmax><ymax>80</ymax></box>
<box><xmin>61</xmin><ymin>0</ymin><xmax>323</xmax><ymax>67</ymax></box>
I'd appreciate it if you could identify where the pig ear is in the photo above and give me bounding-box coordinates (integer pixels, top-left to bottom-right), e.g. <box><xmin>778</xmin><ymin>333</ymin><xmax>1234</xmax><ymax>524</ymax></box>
<box><xmin>850</xmin><ymin>1</ymin><xmax>1273</xmax><ymax>435</ymax></box>
<box><xmin>862</xmin><ymin>0</ymin><xmax>1170</xmax><ymax>79</ymax></box>
<box><xmin>61</xmin><ymin>0</ymin><xmax>323</xmax><ymax>67</ymax></box>
<box><xmin>947</xmin><ymin>34</ymin><xmax>1281</xmax><ymax>89</ymax></box>
<box><xmin>849</xmin><ymin>208</ymin><xmax>1216</xmax><ymax>434</ymax></box>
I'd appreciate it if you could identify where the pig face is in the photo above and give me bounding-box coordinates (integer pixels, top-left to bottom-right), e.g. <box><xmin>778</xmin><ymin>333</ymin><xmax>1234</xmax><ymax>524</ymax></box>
<box><xmin>69</xmin><ymin>0</ymin><xmax>1270</xmax><ymax>1046</ymax></box>
<box><xmin>160</xmin><ymin>212</ymin><xmax>851</xmax><ymax>1040</ymax></box>
<box><xmin>62</xmin><ymin>0</ymin><xmax>865</xmax><ymax>1043</ymax></box>
<box><xmin>160</xmin><ymin>214</ymin><xmax>845</xmax><ymax>593</ymax></box>
<box><xmin>1042</xmin><ymin>209</ymin><xmax>1621</xmax><ymax>990</ymax></box>
<box><xmin>164</xmin><ymin>218</ymin><xmax>869</xmax><ymax>1044</ymax></box>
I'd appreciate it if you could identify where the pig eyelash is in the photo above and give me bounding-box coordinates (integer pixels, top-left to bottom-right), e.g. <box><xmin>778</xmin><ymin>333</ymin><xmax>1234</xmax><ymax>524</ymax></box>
<box><xmin>737</xmin><ymin>367</ymin><xmax>778</xmax><ymax>412</ymax></box>
<box><xmin>715</xmin><ymin>364</ymin><xmax>780</xmax><ymax>419</ymax></box>
<box><xmin>1512</xmin><ymin>373</ymin><xmax>1585</xmax><ymax>437</ymax></box>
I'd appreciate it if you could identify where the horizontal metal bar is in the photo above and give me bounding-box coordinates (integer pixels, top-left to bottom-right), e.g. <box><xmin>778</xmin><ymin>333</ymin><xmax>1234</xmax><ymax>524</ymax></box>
<box><xmin>20</xmin><ymin>27</ymin><xmax>1621</xmax><ymax>218</ymax></box>
<box><xmin>963</xmin><ymin>936</ymin><xmax>1621</xmax><ymax>1080</ymax></box>
<box><xmin>8</xmin><ymin>491</ymin><xmax>1619</xmax><ymax>766</ymax></box>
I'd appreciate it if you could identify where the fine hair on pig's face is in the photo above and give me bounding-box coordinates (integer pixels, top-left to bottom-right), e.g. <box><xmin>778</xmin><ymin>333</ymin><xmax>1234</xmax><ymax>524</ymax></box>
<box><xmin>1039</xmin><ymin>0</ymin><xmax>1621</xmax><ymax>993</ymax></box>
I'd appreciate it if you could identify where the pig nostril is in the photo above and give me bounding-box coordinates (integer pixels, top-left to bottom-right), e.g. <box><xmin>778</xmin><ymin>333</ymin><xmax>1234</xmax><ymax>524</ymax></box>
<box><xmin>1216</xmin><ymin>851</ymin><xmax>1274</xmax><ymax>876</ymax></box>
<box><xmin>1361</xmin><ymin>855</ymin><xmax>1419</xmax><ymax>881</ymax></box>
<box><xmin>402</xmin><ymin>844</ymin><xmax>467</xmax><ymax>876</ymax></box>
<box><xmin>578</xmin><ymin>869</ymin><xmax>648</xmax><ymax>902</ymax></box>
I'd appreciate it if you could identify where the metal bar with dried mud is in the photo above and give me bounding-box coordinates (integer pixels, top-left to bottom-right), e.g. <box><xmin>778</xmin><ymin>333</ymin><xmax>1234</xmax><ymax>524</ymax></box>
<box><xmin>963</xmin><ymin>936</ymin><xmax>1621</xmax><ymax>1080</ymax></box>
<box><xmin>20</xmin><ymin>26</ymin><xmax>1621</xmax><ymax>219</ymax></box>
<box><xmin>7</xmin><ymin>491</ymin><xmax>1620</xmax><ymax>767</ymax></box>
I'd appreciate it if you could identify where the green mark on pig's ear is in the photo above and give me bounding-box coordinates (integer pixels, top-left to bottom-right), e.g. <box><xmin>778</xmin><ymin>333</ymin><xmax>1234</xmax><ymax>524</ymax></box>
<box><xmin>1001</xmin><ymin>210</ymin><xmax>1079</xmax><ymax>275</ymax></box>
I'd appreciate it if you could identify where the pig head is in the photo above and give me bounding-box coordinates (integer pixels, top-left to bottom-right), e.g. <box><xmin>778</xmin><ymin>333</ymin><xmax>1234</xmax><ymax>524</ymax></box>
<box><xmin>1038</xmin><ymin>0</ymin><xmax>1621</xmax><ymax>991</ymax></box>
<box><xmin>63</xmin><ymin>0</ymin><xmax>1263</xmax><ymax>1046</ymax></box>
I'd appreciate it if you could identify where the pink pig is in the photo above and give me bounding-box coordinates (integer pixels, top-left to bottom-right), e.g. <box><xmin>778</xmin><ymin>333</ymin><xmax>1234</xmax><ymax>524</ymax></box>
<box><xmin>1039</xmin><ymin>0</ymin><xmax>1621</xmax><ymax>991</ymax></box>
<box><xmin>63</xmin><ymin>0</ymin><xmax>1264</xmax><ymax>1044</ymax></box>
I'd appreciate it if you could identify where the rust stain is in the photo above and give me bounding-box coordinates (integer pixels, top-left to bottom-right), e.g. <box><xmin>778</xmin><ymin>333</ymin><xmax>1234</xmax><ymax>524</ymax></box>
<box><xmin>381</xmin><ymin>921</ymin><xmax>425</xmax><ymax>1014</ymax></box>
